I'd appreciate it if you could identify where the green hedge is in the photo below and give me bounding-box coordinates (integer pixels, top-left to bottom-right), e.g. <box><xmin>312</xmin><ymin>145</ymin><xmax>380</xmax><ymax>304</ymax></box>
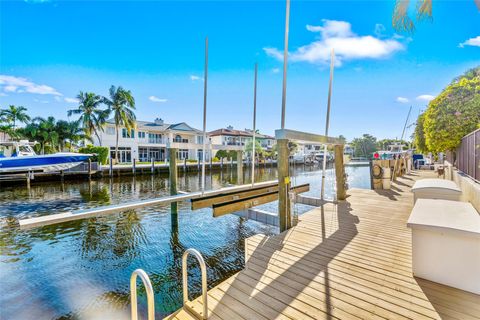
<box><xmin>79</xmin><ymin>145</ymin><xmax>109</xmax><ymax>164</ymax></box>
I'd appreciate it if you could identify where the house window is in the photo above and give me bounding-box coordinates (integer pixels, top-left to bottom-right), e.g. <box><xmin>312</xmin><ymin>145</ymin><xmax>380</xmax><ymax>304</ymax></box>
<box><xmin>148</xmin><ymin>133</ymin><xmax>162</xmax><ymax>144</ymax></box>
<box><xmin>138</xmin><ymin>131</ymin><xmax>146</xmax><ymax>139</ymax></box>
<box><xmin>106</xmin><ymin>127</ymin><xmax>115</xmax><ymax>135</ymax></box>
<box><xmin>122</xmin><ymin>128</ymin><xmax>135</xmax><ymax>138</ymax></box>
<box><xmin>178</xmin><ymin>149</ymin><xmax>189</xmax><ymax>160</ymax></box>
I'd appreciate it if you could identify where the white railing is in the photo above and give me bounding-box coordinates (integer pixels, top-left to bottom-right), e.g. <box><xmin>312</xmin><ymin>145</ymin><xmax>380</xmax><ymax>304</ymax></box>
<box><xmin>130</xmin><ymin>269</ymin><xmax>155</xmax><ymax>320</ymax></box>
<box><xmin>182</xmin><ymin>248</ymin><xmax>208</xmax><ymax>319</ymax></box>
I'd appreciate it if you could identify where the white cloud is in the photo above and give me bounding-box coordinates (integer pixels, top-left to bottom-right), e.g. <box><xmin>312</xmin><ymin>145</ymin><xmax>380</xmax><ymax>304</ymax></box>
<box><xmin>0</xmin><ymin>92</ymin><xmax>7</xmax><ymax>97</ymax></box>
<box><xmin>33</xmin><ymin>98</ymin><xmax>49</xmax><ymax>104</ymax></box>
<box><xmin>0</xmin><ymin>75</ymin><xmax>62</xmax><ymax>96</ymax></box>
<box><xmin>396</xmin><ymin>97</ymin><xmax>409</xmax><ymax>103</ymax></box>
<box><xmin>264</xmin><ymin>19</ymin><xmax>405</xmax><ymax>66</ymax></box>
<box><xmin>149</xmin><ymin>96</ymin><xmax>168</xmax><ymax>103</ymax></box>
<box><xmin>272</xmin><ymin>68</ymin><xmax>280</xmax><ymax>74</ymax></box>
<box><xmin>64</xmin><ymin>97</ymin><xmax>79</xmax><ymax>103</ymax></box>
<box><xmin>416</xmin><ymin>94</ymin><xmax>435</xmax><ymax>102</ymax></box>
<box><xmin>4</xmin><ymin>85</ymin><xmax>17</xmax><ymax>92</ymax></box>
<box><xmin>190</xmin><ymin>75</ymin><xmax>203</xmax><ymax>81</ymax></box>
<box><xmin>459</xmin><ymin>36</ymin><xmax>480</xmax><ymax>48</ymax></box>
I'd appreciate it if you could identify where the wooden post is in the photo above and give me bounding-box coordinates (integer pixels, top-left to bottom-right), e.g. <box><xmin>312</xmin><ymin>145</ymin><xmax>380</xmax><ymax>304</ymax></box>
<box><xmin>132</xmin><ymin>158</ymin><xmax>136</xmax><ymax>175</ymax></box>
<box><xmin>334</xmin><ymin>144</ymin><xmax>346</xmax><ymax>201</ymax></box>
<box><xmin>169</xmin><ymin>148</ymin><xmax>178</xmax><ymax>214</ymax></box>
<box><xmin>88</xmin><ymin>159</ymin><xmax>92</xmax><ymax>175</ymax></box>
<box><xmin>236</xmin><ymin>150</ymin><xmax>243</xmax><ymax>185</ymax></box>
<box><xmin>278</xmin><ymin>139</ymin><xmax>291</xmax><ymax>232</ymax></box>
<box><xmin>184</xmin><ymin>157</ymin><xmax>187</xmax><ymax>172</ymax></box>
<box><xmin>109</xmin><ymin>153</ymin><xmax>113</xmax><ymax>177</ymax></box>
<box><xmin>151</xmin><ymin>158</ymin><xmax>154</xmax><ymax>174</ymax></box>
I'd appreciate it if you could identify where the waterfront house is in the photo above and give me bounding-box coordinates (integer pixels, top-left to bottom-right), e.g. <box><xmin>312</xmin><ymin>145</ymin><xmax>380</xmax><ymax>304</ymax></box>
<box><xmin>209</xmin><ymin>126</ymin><xmax>275</xmax><ymax>157</ymax></box>
<box><xmin>93</xmin><ymin>118</ymin><xmax>208</xmax><ymax>163</ymax></box>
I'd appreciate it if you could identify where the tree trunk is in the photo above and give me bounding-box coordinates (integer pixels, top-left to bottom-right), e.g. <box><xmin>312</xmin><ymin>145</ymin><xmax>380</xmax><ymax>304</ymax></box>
<box><xmin>93</xmin><ymin>128</ymin><xmax>102</xmax><ymax>146</ymax></box>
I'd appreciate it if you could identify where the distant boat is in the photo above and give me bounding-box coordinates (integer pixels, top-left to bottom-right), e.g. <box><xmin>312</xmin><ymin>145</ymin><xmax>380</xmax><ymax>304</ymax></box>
<box><xmin>0</xmin><ymin>140</ymin><xmax>92</xmax><ymax>174</ymax></box>
<box><xmin>374</xmin><ymin>144</ymin><xmax>408</xmax><ymax>160</ymax></box>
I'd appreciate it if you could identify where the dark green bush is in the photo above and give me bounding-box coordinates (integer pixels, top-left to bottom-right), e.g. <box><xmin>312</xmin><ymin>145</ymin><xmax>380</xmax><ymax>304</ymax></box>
<box><xmin>79</xmin><ymin>145</ymin><xmax>109</xmax><ymax>164</ymax></box>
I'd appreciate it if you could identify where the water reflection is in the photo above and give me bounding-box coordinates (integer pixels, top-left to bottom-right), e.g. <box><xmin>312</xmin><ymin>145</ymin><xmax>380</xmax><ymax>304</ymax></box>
<box><xmin>0</xmin><ymin>165</ymin><xmax>370</xmax><ymax>319</ymax></box>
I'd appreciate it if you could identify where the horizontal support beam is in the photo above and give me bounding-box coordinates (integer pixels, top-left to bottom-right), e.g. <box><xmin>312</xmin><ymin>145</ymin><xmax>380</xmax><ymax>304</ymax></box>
<box><xmin>212</xmin><ymin>184</ymin><xmax>310</xmax><ymax>217</ymax></box>
<box><xmin>19</xmin><ymin>180</ymin><xmax>280</xmax><ymax>229</ymax></box>
<box><xmin>275</xmin><ymin>128</ymin><xmax>343</xmax><ymax>145</ymax></box>
<box><xmin>191</xmin><ymin>183</ymin><xmax>279</xmax><ymax>210</ymax></box>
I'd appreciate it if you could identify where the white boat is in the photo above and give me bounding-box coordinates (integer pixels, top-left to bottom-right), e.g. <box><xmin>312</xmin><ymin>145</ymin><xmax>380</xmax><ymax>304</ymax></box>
<box><xmin>374</xmin><ymin>144</ymin><xmax>407</xmax><ymax>160</ymax></box>
<box><xmin>0</xmin><ymin>140</ymin><xmax>92</xmax><ymax>174</ymax></box>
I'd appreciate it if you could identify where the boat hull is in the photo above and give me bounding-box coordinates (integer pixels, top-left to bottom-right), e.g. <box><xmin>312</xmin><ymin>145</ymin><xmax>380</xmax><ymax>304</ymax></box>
<box><xmin>0</xmin><ymin>153</ymin><xmax>91</xmax><ymax>174</ymax></box>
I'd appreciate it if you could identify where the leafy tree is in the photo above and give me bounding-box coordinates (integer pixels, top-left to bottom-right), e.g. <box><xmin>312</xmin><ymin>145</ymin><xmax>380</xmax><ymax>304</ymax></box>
<box><xmin>56</xmin><ymin>119</ymin><xmax>90</xmax><ymax>151</ymax></box>
<box><xmin>351</xmin><ymin>134</ymin><xmax>378</xmax><ymax>158</ymax></box>
<box><xmin>413</xmin><ymin>112</ymin><xmax>428</xmax><ymax>153</ymax></box>
<box><xmin>0</xmin><ymin>105</ymin><xmax>30</xmax><ymax>129</ymax></box>
<box><xmin>102</xmin><ymin>85</ymin><xmax>136</xmax><ymax>162</ymax></box>
<box><xmin>68</xmin><ymin>91</ymin><xmax>109</xmax><ymax>146</ymax></box>
<box><xmin>377</xmin><ymin>138</ymin><xmax>409</xmax><ymax>151</ymax></box>
<box><xmin>422</xmin><ymin>66</ymin><xmax>480</xmax><ymax>153</ymax></box>
<box><xmin>79</xmin><ymin>145</ymin><xmax>109</xmax><ymax>164</ymax></box>
<box><xmin>245</xmin><ymin>139</ymin><xmax>264</xmax><ymax>158</ymax></box>
<box><xmin>22</xmin><ymin>117</ymin><xmax>59</xmax><ymax>154</ymax></box>
<box><xmin>338</xmin><ymin>135</ymin><xmax>347</xmax><ymax>144</ymax></box>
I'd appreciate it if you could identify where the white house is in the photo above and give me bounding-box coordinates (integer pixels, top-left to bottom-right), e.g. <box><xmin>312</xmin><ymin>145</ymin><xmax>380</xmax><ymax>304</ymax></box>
<box><xmin>93</xmin><ymin>118</ymin><xmax>208</xmax><ymax>163</ymax></box>
<box><xmin>209</xmin><ymin>126</ymin><xmax>275</xmax><ymax>156</ymax></box>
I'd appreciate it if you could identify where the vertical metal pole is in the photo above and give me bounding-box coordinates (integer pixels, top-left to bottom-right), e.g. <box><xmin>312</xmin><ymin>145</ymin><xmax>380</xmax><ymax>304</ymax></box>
<box><xmin>321</xmin><ymin>49</ymin><xmax>335</xmax><ymax>200</ymax></box>
<box><xmin>201</xmin><ymin>37</ymin><xmax>209</xmax><ymax>194</ymax></box>
<box><xmin>280</xmin><ymin>0</ymin><xmax>290</xmax><ymax>129</ymax></box>
<box><xmin>392</xmin><ymin>105</ymin><xmax>412</xmax><ymax>181</ymax></box>
<box><xmin>278</xmin><ymin>0</ymin><xmax>291</xmax><ymax>232</ymax></box>
<box><xmin>251</xmin><ymin>63</ymin><xmax>258</xmax><ymax>186</ymax></box>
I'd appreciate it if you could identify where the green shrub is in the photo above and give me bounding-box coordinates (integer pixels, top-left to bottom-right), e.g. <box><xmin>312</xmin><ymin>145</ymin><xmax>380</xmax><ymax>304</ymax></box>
<box><xmin>79</xmin><ymin>145</ymin><xmax>109</xmax><ymax>164</ymax></box>
<box><xmin>212</xmin><ymin>157</ymin><xmax>220</xmax><ymax>162</ymax></box>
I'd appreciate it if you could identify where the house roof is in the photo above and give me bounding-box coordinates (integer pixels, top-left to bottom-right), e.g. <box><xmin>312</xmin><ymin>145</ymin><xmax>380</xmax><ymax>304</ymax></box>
<box><xmin>209</xmin><ymin>128</ymin><xmax>274</xmax><ymax>139</ymax></box>
<box><xmin>106</xmin><ymin>119</ymin><xmax>202</xmax><ymax>133</ymax></box>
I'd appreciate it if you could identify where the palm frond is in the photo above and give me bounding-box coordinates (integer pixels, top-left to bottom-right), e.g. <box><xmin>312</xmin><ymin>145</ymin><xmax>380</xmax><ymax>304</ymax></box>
<box><xmin>416</xmin><ymin>0</ymin><xmax>432</xmax><ymax>21</ymax></box>
<box><xmin>392</xmin><ymin>0</ymin><xmax>415</xmax><ymax>33</ymax></box>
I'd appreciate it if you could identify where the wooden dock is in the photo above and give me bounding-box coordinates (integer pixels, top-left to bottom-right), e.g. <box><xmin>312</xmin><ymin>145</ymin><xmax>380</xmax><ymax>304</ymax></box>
<box><xmin>166</xmin><ymin>171</ymin><xmax>480</xmax><ymax>320</ymax></box>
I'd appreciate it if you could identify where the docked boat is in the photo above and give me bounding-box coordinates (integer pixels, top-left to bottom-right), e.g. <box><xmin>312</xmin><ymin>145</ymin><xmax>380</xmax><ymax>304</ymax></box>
<box><xmin>0</xmin><ymin>140</ymin><xmax>92</xmax><ymax>174</ymax></box>
<box><xmin>374</xmin><ymin>143</ymin><xmax>408</xmax><ymax>160</ymax></box>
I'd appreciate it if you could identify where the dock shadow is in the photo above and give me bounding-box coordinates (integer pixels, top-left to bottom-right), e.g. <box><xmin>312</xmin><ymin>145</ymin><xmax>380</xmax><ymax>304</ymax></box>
<box><xmin>211</xmin><ymin>200</ymin><xmax>359</xmax><ymax>319</ymax></box>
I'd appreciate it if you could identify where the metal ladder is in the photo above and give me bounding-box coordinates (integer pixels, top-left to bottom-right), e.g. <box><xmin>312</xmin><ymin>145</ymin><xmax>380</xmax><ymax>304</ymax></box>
<box><xmin>130</xmin><ymin>269</ymin><xmax>155</xmax><ymax>320</ymax></box>
<box><xmin>182</xmin><ymin>248</ymin><xmax>209</xmax><ymax>319</ymax></box>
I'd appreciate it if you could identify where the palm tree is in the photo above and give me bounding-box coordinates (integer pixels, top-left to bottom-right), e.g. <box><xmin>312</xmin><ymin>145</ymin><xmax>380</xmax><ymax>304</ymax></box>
<box><xmin>56</xmin><ymin>119</ymin><xmax>90</xmax><ymax>151</ymax></box>
<box><xmin>68</xmin><ymin>92</ymin><xmax>109</xmax><ymax>146</ymax></box>
<box><xmin>0</xmin><ymin>105</ymin><xmax>30</xmax><ymax>129</ymax></box>
<box><xmin>102</xmin><ymin>85</ymin><xmax>136</xmax><ymax>163</ymax></box>
<box><xmin>25</xmin><ymin>117</ymin><xmax>59</xmax><ymax>154</ymax></box>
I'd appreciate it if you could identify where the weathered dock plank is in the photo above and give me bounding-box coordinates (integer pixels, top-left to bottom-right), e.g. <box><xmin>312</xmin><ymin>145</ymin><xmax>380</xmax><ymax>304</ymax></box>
<box><xmin>167</xmin><ymin>171</ymin><xmax>480</xmax><ymax>320</ymax></box>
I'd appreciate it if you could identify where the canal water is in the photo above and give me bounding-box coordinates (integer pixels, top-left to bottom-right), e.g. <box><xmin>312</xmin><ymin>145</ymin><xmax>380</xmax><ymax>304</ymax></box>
<box><xmin>0</xmin><ymin>164</ymin><xmax>370</xmax><ymax>320</ymax></box>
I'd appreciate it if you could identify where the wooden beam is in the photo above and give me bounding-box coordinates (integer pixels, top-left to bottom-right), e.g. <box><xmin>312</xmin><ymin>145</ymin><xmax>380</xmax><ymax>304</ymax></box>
<box><xmin>212</xmin><ymin>184</ymin><xmax>309</xmax><ymax>217</ymax></box>
<box><xmin>334</xmin><ymin>144</ymin><xmax>347</xmax><ymax>200</ymax></box>
<box><xmin>236</xmin><ymin>150</ymin><xmax>243</xmax><ymax>185</ymax></box>
<box><xmin>191</xmin><ymin>184</ymin><xmax>279</xmax><ymax>210</ymax></box>
<box><xmin>277</xmin><ymin>139</ymin><xmax>291</xmax><ymax>232</ymax></box>
<box><xmin>275</xmin><ymin>129</ymin><xmax>343</xmax><ymax>145</ymax></box>
<box><xmin>169</xmin><ymin>148</ymin><xmax>178</xmax><ymax>216</ymax></box>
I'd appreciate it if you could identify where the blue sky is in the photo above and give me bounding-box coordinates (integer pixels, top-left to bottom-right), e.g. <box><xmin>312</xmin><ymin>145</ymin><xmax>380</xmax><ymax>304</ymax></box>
<box><xmin>0</xmin><ymin>0</ymin><xmax>479</xmax><ymax>141</ymax></box>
